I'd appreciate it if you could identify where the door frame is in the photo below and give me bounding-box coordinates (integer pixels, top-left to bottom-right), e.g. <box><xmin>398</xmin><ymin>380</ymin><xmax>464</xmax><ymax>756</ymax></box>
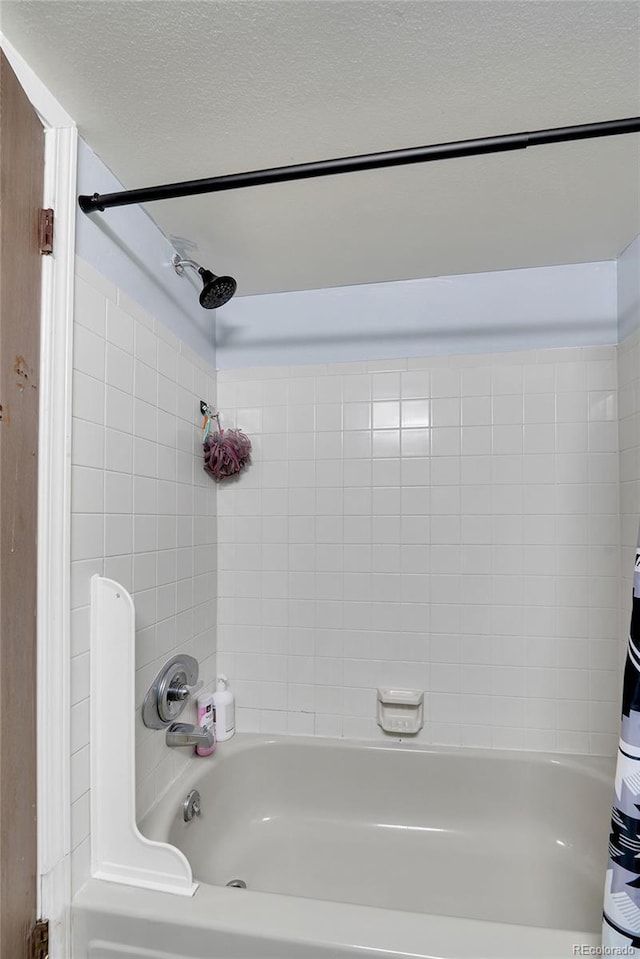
<box><xmin>0</xmin><ymin>35</ymin><xmax>76</xmax><ymax>959</ymax></box>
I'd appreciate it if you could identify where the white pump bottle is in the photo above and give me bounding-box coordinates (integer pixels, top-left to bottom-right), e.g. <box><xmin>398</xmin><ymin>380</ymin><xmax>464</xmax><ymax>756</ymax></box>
<box><xmin>212</xmin><ymin>675</ymin><xmax>235</xmax><ymax>742</ymax></box>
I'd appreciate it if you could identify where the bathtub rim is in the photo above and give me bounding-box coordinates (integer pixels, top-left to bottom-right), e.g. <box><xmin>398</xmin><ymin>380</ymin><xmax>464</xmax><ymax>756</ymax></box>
<box><xmin>73</xmin><ymin>874</ymin><xmax>603</xmax><ymax>959</ymax></box>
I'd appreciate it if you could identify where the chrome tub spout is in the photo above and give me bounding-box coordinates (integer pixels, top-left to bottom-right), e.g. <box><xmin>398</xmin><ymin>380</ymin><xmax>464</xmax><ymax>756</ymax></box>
<box><xmin>166</xmin><ymin>722</ymin><xmax>214</xmax><ymax>749</ymax></box>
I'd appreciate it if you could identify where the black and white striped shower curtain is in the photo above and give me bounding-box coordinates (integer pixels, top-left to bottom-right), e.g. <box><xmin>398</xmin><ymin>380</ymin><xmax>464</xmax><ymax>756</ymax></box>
<box><xmin>604</xmin><ymin>530</ymin><xmax>640</xmax><ymax>952</ymax></box>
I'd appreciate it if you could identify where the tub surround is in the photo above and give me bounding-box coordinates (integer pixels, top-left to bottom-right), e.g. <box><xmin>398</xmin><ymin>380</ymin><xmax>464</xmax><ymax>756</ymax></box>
<box><xmin>217</xmin><ymin>345</ymin><xmax>620</xmax><ymax>753</ymax></box>
<box><xmin>70</xmin><ymin>256</ymin><xmax>218</xmax><ymax>894</ymax></box>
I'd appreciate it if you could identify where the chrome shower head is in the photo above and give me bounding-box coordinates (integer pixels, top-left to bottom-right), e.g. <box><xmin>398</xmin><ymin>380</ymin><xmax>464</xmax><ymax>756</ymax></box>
<box><xmin>172</xmin><ymin>254</ymin><xmax>237</xmax><ymax>309</ymax></box>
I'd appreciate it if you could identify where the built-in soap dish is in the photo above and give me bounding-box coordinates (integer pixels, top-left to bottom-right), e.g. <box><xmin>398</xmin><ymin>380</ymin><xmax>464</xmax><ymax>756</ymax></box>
<box><xmin>377</xmin><ymin>688</ymin><xmax>424</xmax><ymax>735</ymax></box>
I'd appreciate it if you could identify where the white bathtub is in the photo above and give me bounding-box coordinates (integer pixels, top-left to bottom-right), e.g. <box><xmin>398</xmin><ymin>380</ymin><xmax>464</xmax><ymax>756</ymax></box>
<box><xmin>73</xmin><ymin>734</ymin><xmax>613</xmax><ymax>958</ymax></box>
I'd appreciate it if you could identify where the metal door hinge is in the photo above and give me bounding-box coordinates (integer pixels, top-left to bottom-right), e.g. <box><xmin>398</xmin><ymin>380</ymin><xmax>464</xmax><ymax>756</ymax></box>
<box><xmin>30</xmin><ymin>918</ymin><xmax>48</xmax><ymax>959</ymax></box>
<box><xmin>39</xmin><ymin>208</ymin><xmax>54</xmax><ymax>254</ymax></box>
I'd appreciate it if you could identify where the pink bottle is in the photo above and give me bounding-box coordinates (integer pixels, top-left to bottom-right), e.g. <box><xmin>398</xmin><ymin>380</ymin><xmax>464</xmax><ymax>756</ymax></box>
<box><xmin>196</xmin><ymin>693</ymin><xmax>216</xmax><ymax>757</ymax></box>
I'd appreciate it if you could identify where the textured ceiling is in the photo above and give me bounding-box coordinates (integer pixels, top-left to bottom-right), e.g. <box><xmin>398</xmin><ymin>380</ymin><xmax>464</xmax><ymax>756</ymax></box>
<box><xmin>2</xmin><ymin>0</ymin><xmax>640</xmax><ymax>295</ymax></box>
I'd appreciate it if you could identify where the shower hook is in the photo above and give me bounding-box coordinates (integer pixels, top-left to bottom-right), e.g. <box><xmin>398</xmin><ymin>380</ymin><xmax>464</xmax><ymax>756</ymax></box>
<box><xmin>200</xmin><ymin>400</ymin><xmax>220</xmax><ymax>427</ymax></box>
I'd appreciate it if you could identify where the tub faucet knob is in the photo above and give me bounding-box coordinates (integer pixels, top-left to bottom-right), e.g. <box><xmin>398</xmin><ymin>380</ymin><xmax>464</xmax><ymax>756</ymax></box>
<box><xmin>167</xmin><ymin>678</ymin><xmax>203</xmax><ymax>702</ymax></box>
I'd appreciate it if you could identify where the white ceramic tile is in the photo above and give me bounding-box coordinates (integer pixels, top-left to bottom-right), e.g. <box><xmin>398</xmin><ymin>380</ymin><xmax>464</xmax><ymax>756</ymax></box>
<box><xmin>117</xmin><ymin>289</ymin><xmax>153</xmax><ymax>330</ymax></box>
<box><xmin>71</xmin><ymin>418</ymin><xmax>105</xmax><ymax>470</ymax></box>
<box><xmin>72</xmin><ymin>371</ymin><xmax>105</xmax><ymax>425</ymax></box>
<box><xmin>71</xmin><ymin>466</ymin><xmax>104</xmax><ymax>514</ymax></box>
<box><xmin>105</xmin><ymin>386</ymin><xmax>133</xmax><ymax>433</ymax></box>
<box><xmin>75</xmin><ymin>275</ymin><xmax>107</xmax><ymax>336</ymax></box>
<box><xmin>133</xmin><ymin>398</ymin><xmax>158</xmax><ymax>443</ymax></box>
<box><xmin>74</xmin><ymin>325</ymin><xmax>105</xmax><ymax>381</ymax></box>
<box><xmin>71</xmin><ymin>513</ymin><xmax>104</xmax><ymax>561</ymax></box>
<box><xmin>71</xmin><ymin>652</ymin><xmax>90</xmax><ymax>706</ymax></box>
<box><xmin>105</xmin><ymin>428</ymin><xmax>133</xmax><ymax>474</ymax></box>
<box><xmin>401</xmin><ymin>371</ymin><xmax>430</xmax><ymax>399</ymax></box>
<box><xmin>431</xmin><ymin>427</ymin><xmax>460</xmax><ymax>457</ymax></box>
<box><xmin>106</xmin><ymin>301</ymin><xmax>134</xmax><ymax>354</ymax></box>
<box><xmin>104</xmin><ymin>471</ymin><xmax>133</xmax><ymax>514</ymax></box>
<box><xmin>180</xmin><ymin>346</ymin><xmax>203</xmax><ymax>381</ymax></box>
<box><xmin>134</xmin><ymin>359</ymin><xmax>157</xmax><ymax>404</ymax></box>
<box><xmin>157</xmin><ymin>339</ymin><xmax>178</xmax><ymax>380</ymax></box>
<box><xmin>71</xmin><ymin>559</ymin><xmax>103</xmax><ymax>611</ymax></box>
<box><xmin>104</xmin><ymin>514</ymin><xmax>133</xmax><ymax>557</ymax></box>
<box><xmin>106</xmin><ymin>343</ymin><xmax>134</xmax><ymax>393</ymax></box>
<box><xmin>70</xmin><ymin>698</ymin><xmax>90</xmax><ymax>755</ymax></box>
<box><xmin>70</xmin><ymin>745</ymin><xmax>90</xmax><ymax>804</ymax></box>
<box><xmin>431</xmin><ymin>369</ymin><xmax>461</xmax><ymax>398</ymax></box>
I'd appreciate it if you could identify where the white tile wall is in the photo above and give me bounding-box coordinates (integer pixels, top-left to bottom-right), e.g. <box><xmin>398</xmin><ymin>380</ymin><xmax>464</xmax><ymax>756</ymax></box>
<box><xmin>618</xmin><ymin>330</ymin><xmax>640</xmax><ymax>670</ymax></box>
<box><xmin>216</xmin><ymin>346</ymin><xmax>620</xmax><ymax>754</ymax></box>
<box><xmin>70</xmin><ymin>258</ymin><xmax>217</xmax><ymax>894</ymax></box>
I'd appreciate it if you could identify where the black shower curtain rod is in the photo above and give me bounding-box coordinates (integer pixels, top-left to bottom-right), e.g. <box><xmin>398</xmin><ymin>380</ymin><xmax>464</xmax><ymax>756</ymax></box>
<box><xmin>78</xmin><ymin>116</ymin><xmax>640</xmax><ymax>214</ymax></box>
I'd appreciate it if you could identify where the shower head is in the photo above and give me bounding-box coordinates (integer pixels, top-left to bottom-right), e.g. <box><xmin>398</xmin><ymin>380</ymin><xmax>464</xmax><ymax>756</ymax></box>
<box><xmin>172</xmin><ymin>254</ymin><xmax>237</xmax><ymax>309</ymax></box>
<box><xmin>197</xmin><ymin>268</ymin><xmax>237</xmax><ymax>310</ymax></box>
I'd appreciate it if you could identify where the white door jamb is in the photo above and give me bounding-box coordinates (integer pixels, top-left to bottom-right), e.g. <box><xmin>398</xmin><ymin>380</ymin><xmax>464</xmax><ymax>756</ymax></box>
<box><xmin>0</xmin><ymin>34</ymin><xmax>77</xmax><ymax>959</ymax></box>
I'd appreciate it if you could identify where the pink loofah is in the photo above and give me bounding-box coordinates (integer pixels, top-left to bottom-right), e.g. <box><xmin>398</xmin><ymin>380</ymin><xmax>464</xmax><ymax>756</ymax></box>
<box><xmin>203</xmin><ymin>427</ymin><xmax>252</xmax><ymax>480</ymax></box>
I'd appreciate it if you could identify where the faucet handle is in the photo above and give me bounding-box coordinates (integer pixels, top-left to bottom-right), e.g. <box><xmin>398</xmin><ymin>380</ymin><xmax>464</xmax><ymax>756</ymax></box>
<box><xmin>167</xmin><ymin>679</ymin><xmax>203</xmax><ymax>702</ymax></box>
